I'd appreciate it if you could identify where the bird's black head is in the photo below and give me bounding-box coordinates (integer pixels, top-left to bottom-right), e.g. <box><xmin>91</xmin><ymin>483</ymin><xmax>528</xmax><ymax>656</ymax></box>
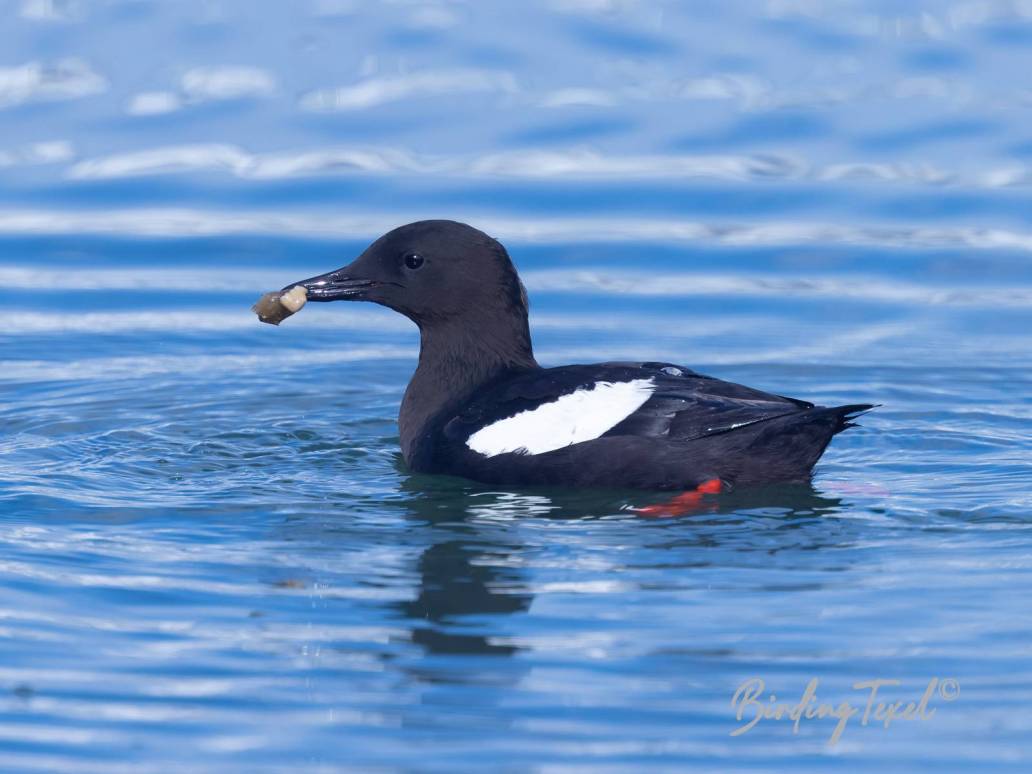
<box><xmin>288</xmin><ymin>220</ymin><xmax>529</xmax><ymax>327</ymax></box>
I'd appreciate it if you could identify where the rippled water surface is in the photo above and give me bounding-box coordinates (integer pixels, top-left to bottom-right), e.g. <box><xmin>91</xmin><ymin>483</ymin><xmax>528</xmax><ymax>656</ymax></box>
<box><xmin>2</xmin><ymin>1</ymin><xmax>1032</xmax><ymax>771</ymax></box>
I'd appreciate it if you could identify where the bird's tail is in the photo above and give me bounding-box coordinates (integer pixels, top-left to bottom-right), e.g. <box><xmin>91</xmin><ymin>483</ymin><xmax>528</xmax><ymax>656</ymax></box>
<box><xmin>828</xmin><ymin>403</ymin><xmax>878</xmax><ymax>433</ymax></box>
<box><xmin>740</xmin><ymin>403</ymin><xmax>877</xmax><ymax>483</ymax></box>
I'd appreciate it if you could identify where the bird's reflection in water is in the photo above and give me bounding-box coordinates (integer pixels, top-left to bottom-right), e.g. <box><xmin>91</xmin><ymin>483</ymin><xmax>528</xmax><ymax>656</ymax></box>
<box><xmin>391</xmin><ymin>475</ymin><xmax>849</xmax><ymax>676</ymax></box>
<box><xmin>684</xmin><ymin>482</ymin><xmax>847</xmax><ymax>521</ymax></box>
<box><xmin>391</xmin><ymin>479</ymin><xmax>552</xmax><ymax>669</ymax></box>
<box><xmin>395</xmin><ymin>538</ymin><xmax>531</xmax><ymax>658</ymax></box>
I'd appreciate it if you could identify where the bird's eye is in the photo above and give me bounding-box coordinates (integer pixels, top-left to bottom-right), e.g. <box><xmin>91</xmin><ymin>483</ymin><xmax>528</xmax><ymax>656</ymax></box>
<box><xmin>403</xmin><ymin>253</ymin><xmax>425</xmax><ymax>270</ymax></box>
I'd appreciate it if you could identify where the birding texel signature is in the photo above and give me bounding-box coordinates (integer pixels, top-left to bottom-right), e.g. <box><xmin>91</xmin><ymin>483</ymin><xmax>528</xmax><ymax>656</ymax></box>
<box><xmin>730</xmin><ymin>676</ymin><xmax>960</xmax><ymax>744</ymax></box>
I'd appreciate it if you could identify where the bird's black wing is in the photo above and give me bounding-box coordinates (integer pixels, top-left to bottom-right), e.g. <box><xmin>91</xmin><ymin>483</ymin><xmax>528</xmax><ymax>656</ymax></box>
<box><xmin>603</xmin><ymin>361</ymin><xmax>811</xmax><ymax>441</ymax></box>
<box><xmin>441</xmin><ymin>361</ymin><xmax>813</xmax><ymax>448</ymax></box>
<box><xmin>606</xmin><ymin>362</ymin><xmax>813</xmax><ymax>441</ymax></box>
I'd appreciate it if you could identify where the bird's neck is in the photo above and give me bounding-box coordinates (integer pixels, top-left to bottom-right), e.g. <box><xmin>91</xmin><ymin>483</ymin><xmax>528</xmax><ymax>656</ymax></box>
<box><xmin>399</xmin><ymin>312</ymin><xmax>538</xmax><ymax>466</ymax></box>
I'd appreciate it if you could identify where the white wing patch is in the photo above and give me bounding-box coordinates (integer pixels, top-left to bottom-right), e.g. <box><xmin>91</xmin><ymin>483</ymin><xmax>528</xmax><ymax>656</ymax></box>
<box><xmin>466</xmin><ymin>378</ymin><xmax>655</xmax><ymax>457</ymax></box>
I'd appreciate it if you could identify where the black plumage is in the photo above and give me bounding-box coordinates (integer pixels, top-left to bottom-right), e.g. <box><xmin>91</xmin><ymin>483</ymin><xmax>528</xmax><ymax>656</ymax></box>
<box><xmin>281</xmin><ymin>220</ymin><xmax>874</xmax><ymax>492</ymax></box>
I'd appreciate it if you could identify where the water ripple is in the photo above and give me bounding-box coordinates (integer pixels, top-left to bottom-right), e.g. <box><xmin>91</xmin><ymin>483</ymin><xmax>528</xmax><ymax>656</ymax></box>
<box><xmin>7</xmin><ymin>208</ymin><xmax>1032</xmax><ymax>254</ymax></box>
<box><xmin>0</xmin><ymin>58</ymin><xmax>106</xmax><ymax>108</ymax></box>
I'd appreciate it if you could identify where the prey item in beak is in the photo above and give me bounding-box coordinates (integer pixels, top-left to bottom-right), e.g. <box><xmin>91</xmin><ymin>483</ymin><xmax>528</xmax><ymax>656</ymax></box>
<box><xmin>252</xmin><ymin>264</ymin><xmax>380</xmax><ymax>326</ymax></box>
<box><xmin>253</xmin><ymin>285</ymin><xmax>308</xmax><ymax>326</ymax></box>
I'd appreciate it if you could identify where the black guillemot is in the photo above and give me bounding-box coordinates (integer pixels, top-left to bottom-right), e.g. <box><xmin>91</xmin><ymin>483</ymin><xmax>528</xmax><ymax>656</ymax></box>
<box><xmin>274</xmin><ymin>220</ymin><xmax>873</xmax><ymax>493</ymax></box>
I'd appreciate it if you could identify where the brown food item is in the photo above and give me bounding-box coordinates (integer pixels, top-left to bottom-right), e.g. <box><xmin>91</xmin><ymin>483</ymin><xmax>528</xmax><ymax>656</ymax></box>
<box><xmin>252</xmin><ymin>285</ymin><xmax>307</xmax><ymax>325</ymax></box>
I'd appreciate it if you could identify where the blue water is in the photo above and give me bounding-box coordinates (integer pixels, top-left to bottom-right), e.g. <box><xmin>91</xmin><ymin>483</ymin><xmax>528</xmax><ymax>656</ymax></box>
<box><xmin>2</xmin><ymin>1</ymin><xmax>1031</xmax><ymax>771</ymax></box>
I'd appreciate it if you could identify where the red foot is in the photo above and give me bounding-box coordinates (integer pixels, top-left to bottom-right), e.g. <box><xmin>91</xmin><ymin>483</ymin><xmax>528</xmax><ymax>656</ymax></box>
<box><xmin>633</xmin><ymin>478</ymin><xmax>723</xmax><ymax>518</ymax></box>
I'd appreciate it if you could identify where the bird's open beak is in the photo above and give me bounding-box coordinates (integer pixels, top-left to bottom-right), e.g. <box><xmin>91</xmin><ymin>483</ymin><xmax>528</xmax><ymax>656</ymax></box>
<box><xmin>284</xmin><ymin>266</ymin><xmax>379</xmax><ymax>301</ymax></box>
